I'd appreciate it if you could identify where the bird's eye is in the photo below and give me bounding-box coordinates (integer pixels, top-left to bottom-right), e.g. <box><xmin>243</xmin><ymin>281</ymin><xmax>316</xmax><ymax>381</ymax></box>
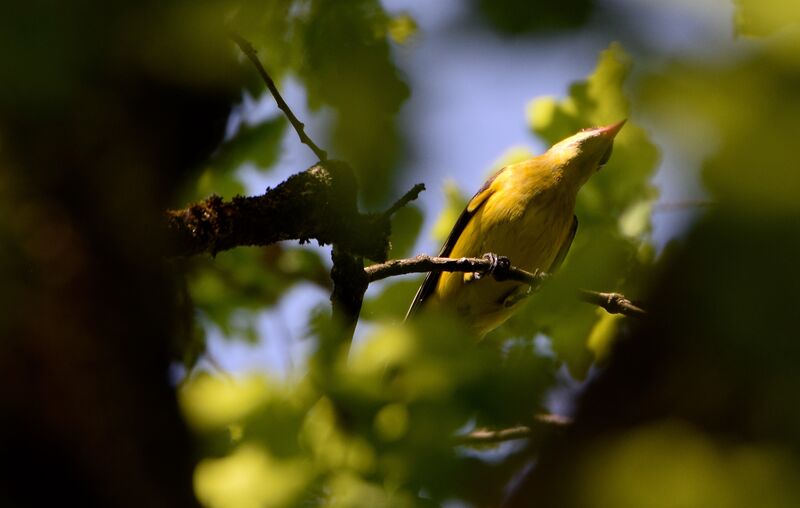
<box><xmin>598</xmin><ymin>143</ymin><xmax>613</xmax><ymax>167</ymax></box>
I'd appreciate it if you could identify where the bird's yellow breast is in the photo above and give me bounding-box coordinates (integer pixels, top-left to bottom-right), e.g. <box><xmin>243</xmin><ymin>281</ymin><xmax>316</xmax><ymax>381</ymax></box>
<box><xmin>433</xmin><ymin>159</ymin><xmax>576</xmax><ymax>336</ymax></box>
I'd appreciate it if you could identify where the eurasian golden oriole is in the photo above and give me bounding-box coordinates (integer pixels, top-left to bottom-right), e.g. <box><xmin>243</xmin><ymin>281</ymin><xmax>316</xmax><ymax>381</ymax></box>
<box><xmin>407</xmin><ymin>120</ymin><xmax>625</xmax><ymax>336</ymax></box>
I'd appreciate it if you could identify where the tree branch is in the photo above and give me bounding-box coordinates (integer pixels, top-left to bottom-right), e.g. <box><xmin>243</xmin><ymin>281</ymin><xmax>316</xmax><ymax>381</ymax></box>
<box><xmin>364</xmin><ymin>255</ymin><xmax>646</xmax><ymax>317</ymax></box>
<box><xmin>230</xmin><ymin>32</ymin><xmax>328</xmax><ymax>162</ymax></box>
<box><xmin>165</xmin><ymin>160</ymin><xmax>390</xmax><ymax>261</ymax></box>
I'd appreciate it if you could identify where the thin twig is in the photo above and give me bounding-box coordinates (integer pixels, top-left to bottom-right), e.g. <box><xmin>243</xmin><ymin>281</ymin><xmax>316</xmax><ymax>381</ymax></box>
<box><xmin>382</xmin><ymin>183</ymin><xmax>426</xmax><ymax>219</ymax></box>
<box><xmin>457</xmin><ymin>426</ymin><xmax>533</xmax><ymax>445</ymax></box>
<box><xmin>456</xmin><ymin>414</ymin><xmax>572</xmax><ymax>446</ymax></box>
<box><xmin>578</xmin><ymin>290</ymin><xmax>646</xmax><ymax>317</ymax></box>
<box><xmin>534</xmin><ymin>413</ymin><xmax>573</xmax><ymax>426</ymax></box>
<box><xmin>364</xmin><ymin>255</ymin><xmax>646</xmax><ymax>318</ymax></box>
<box><xmin>230</xmin><ymin>32</ymin><xmax>328</xmax><ymax>161</ymax></box>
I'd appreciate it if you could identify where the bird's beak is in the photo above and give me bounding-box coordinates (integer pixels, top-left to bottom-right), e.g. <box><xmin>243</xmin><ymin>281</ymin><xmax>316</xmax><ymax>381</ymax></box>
<box><xmin>596</xmin><ymin>119</ymin><xmax>626</xmax><ymax>139</ymax></box>
<box><xmin>595</xmin><ymin>120</ymin><xmax>625</xmax><ymax>168</ymax></box>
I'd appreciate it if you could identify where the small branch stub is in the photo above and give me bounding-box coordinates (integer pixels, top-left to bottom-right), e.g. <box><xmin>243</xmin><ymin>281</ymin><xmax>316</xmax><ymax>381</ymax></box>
<box><xmin>456</xmin><ymin>414</ymin><xmax>572</xmax><ymax>446</ymax></box>
<box><xmin>578</xmin><ymin>290</ymin><xmax>646</xmax><ymax>317</ymax></box>
<box><xmin>383</xmin><ymin>183</ymin><xmax>425</xmax><ymax>219</ymax></box>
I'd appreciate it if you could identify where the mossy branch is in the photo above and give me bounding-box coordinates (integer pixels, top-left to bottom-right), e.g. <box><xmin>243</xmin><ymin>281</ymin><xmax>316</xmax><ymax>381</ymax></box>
<box><xmin>165</xmin><ymin>160</ymin><xmax>390</xmax><ymax>261</ymax></box>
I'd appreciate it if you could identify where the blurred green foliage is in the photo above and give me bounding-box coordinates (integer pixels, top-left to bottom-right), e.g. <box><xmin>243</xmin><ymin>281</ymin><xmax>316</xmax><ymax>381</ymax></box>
<box><xmin>577</xmin><ymin>421</ymin><xmax>800</xmax><ymax>507</ymax></box>
<box><xmin>734</xmin><ymin>0</ymin><xmax>800</xmax><ymax>36</ymax></box>
<box><xmin>181</xmin><ymin>29</ymin><xmax>664</xmax><ymax>503</ymax></box>
<box><xmin>5</xmin><ymin>0</ymin><xmax>799</xmax><ymax>505</ymax></box>
<box><xmin>177</xmin><ymin>0</ymin><xmax>800</xmax><ymax>503</ymax></box>
<box><xmin>188</xmin><ymin>245</ymin><xmax>329</xmax><ymax>344</ymax></box>
<box><xmin>173</xmin><ymin>0</ymin><xmax>800</xmax><ymax>502</ymax></box>
<box><xmin>641</xmin><ymin>30</ymin><xmax>800</xmax><ymax>216</ymax></box>
<box><xmin>473</xmin><ymin>0</ymin><xmax>595</xmax><ymax>34</ymax></box>
<box><xmin>182</xmin><ymin>315</ymin><xmax>555</xmax><ymax>507</ymax></box>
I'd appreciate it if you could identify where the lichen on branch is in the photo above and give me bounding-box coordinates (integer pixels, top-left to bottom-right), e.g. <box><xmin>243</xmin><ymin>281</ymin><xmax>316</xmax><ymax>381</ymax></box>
<box><xmin>165</xmin><ymin>160</ymin><xmax>390</xmax><ymax>261</ymax></box>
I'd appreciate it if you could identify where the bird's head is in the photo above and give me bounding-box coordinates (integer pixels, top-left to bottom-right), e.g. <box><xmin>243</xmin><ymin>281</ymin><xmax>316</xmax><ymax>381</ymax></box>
<box><xmin>545</xmin><ymin>119</ymin><xmax>626</xmax><ymax>188</ymax></box>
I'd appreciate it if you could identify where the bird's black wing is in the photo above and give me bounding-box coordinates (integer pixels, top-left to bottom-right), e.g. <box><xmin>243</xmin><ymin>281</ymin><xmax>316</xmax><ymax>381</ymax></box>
<box><xmin>548</xmin><ymin>215</ymin><xmax>578</xmax><ymax>273</ymax></box>
<box><xmin>404</xmin><ymin>169</ymin><xmax>503</xmax><ymax>320</ymax></box>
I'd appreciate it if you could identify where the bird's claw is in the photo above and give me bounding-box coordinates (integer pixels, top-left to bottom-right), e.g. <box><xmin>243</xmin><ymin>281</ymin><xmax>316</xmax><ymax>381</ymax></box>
<box><xmin>473</xmin><ymin>252</ymin><xmax>511</xmax><ymax>281</ymax></box>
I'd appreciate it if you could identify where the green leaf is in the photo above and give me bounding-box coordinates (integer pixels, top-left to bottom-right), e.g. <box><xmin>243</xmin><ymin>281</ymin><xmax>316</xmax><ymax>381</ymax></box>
<box><xmin>734</xmin><ymin>0</ymin><xmax>800</xmax><ymax>37</ymax></box>
<box><xmin>640</xmin><ymin>31</ymin><xmax>800</xmax><ymax>215</ymax></box>
<box><xmin>362</xmin><ymin>278</ymin><xmax>420</xmax><ymax>321</ymax></box>
<box><xmin>213</xmin><ymin>116</ymin><xmax>286</xmax><ymax>174</ymax></box>
<box><xmin>188</xmin><ymin>245</ymin><xmax>328</xmax><ymax>343</ymax></box>
<box><xmin>387</xmin><ymin>13</ymin><xmax>418</xmax><ymax>45</ymax></box>
<box><xmin>431</xmin><ymin>180</ymin><xmax>468</xmax><ymax>245</ymax></box>
<box><xmin>388</xmin><ymin>204</ymin><xmax>423</xmax><ymax>260</ymax></box>
<box><xmin>184</xmin><ymin>116</ymin><xmax>287</xmax><ymax>203</ymax></box>
<box><xmin>298</xmin><ymin>0</ymin><xmax>410</xmax><ymax>206</ymax></box>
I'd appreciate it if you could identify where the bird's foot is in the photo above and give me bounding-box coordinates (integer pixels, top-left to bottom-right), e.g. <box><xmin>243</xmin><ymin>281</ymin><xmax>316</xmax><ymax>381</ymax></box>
<box><xmin>473</xmin><ymin>252</ymin><xmax>511</xmax><ymax>281</ymax></box>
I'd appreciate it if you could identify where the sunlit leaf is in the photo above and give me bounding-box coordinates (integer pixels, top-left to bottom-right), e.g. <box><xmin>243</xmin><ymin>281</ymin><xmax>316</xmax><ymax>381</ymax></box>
<box><xmin>195</xmin><ymin>443</ymin><xmax>313</xmax><ymax>508</ymax></box>
<box><xmin>585</xmin><ymin>310</ymin><xmax>624</xmax><ymax>365</ymax></box>
<box><xmin>618</xmin><ymin>199</ymin><xmax>654</xmax><ymax>238</ymax></box>
<box><xmin>431</xmin><ymin>180</ymin><xmax>467</xmax><ymax>244</ymax></box>
<box><xmin>577</xmin><ymin>421</ymin><xmax>800</xmax><ymax>508</ymax></box>
<box><xmin>388</xmin><ymin>204</ymin><xmax>424</xmax><ymax>259</ymax></box>
<box><xmin>180</xmin><ymin>374</ymin><xmax>269</xmax><ymax>431</ymax></box>
<box><xmin>362</xmin><ymin>278</ymin><xmax>420</xmax><ymax>321</ymax></box>
<box><xmin>301</xmin><ymin>397</ymin><xmax>377</xmax><ymax>473</ymax></box>
<box><xmin>374</xmin><ymin>403</ymin><xmax>409</xmax><ymax>441</ymax></box>
<box><xmin>387</xmin><ymin>13</ymin><xmax>418</xmax><ymax>45</ymax></box>
<box><xmin>641</xmin><ymin>32</ymin><xmax>800</xmax><ymax>215</ymax></box>
<box><xmin>298</xmin><ymin>0</ymin><xmax>410</xmax><ymax>206</ymax></box>
<box><xmin>214</xmin><ymin>116</ymin><xmax>286</xmax><ymax>173</ymax></box>
<box><xmin>326</xmin><ymin>471</ymin><xmax>415</xmax><ymax>508</ymax></box>
<box><xmin>734</xmin><ymin>0</ymin><xmax>800</xmax><ymax>37</ymax></box>
<box><xmin>189</xmin><ymin>245</ymin><xmax>328</xmax><ymax>343</ymax></box>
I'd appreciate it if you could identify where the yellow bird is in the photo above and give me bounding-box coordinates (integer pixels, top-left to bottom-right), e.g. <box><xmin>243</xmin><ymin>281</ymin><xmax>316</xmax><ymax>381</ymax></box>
<box><xmin>406</xmin><ymin>120</ymin><xmax>625</xmax><ymax>337</ymax></box>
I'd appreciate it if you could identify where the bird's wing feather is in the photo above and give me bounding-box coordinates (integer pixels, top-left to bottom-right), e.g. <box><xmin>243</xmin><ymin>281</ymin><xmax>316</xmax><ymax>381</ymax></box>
<box><xmin>405</xmin><ymin>169</ymin><xmax>502</xmax><ymax>319</ymax></box>
<box><xmin>548</xmin><ymin>215</ymin><xmax>578</xmax><ymax>273</ymax></box>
